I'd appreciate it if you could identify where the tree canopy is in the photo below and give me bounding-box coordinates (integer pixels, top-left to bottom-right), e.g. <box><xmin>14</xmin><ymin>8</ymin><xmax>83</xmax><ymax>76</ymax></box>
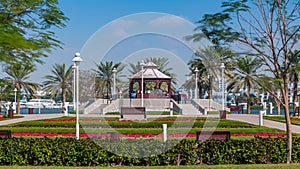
<box><xmin>0</xmin><ymin>0</ymin><xmax>68</xmax><ymax>65</ymax></box>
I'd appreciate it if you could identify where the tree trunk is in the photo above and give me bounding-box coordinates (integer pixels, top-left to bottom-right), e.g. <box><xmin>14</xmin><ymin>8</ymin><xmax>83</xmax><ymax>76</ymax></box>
<box><xmin>62</xmin><ymin>89</ymin><xmax>65</xmax><ymax>114</ymax></box>
<box><xmin>199</xmin><ymin>86</ymin><xmax>203</xmax><ymax>99</ymax></box>
<box><xmin>284</xmin><ymin>99</ymin><xmax>292</xmax><ymax>163</ymax></box>
<box><xmin>282</xmin><ymin>78</ymin><xmax>292</xmax><ymax>163</ymax></box>
<box><xmin>17</xmin><ymin>94</ymin><xmax>20</xmax><ymax>115</ymax></box>
<box><xmin>293</xmin><ymin>76</ymin><xmax>299</xmax><ymax>113</ymax></box>
<box><xmin>208</xmin><ymin>77</ymin><xmax>212</xmax><ymax>99</ymax></box>
<box><xmin>246</xmin><ymin>80</ymin><xmax>251</xmax><ymax>114</ymax></box>
<box><xmin>276</xmin><ymin>98</ymin><xmax>281</xmax><ymax>116</ymax></box>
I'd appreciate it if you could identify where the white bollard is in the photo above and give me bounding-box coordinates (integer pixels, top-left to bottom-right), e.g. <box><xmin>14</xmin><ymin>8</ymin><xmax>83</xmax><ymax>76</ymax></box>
<box><xmin>269</xmin><ymin>102</ymin><xmax>273</xmax><ymax>115</ymax></box>
<box><xmin>170</xmin><ymin>102</ymin><xmax>173</xmax><ymax>116</ymax></box>
<box><xmin>64</xmin><ymin>102</ymin><xmax>69</xmax><ymax>116</ymax></box>
<box><xmin>263</xmin><ymin>102</ymin><xmax>267</xmax><ymax>110</ymax></box>
<box><xmin>259</xmin><ymin>111</ymin><xmax>264</xmax><ymax>126</ymax></box>
<box><xmin>163</xmin><ymin>124</ymin><xmax>167</xmax><ymax>142</ymax></box>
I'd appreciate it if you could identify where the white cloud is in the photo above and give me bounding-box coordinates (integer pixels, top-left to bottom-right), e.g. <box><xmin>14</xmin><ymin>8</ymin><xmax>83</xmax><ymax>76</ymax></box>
<box><xmin>149</xmin><ymin>15</ymin><xmax>186</xmax><ymax>27</ymax></box>
<box><xmin>111</xmin><ymin>19</ymin><xmax>137</xmax><ymax>27</ymax></box>
<box><xmin>112</xmin><ymin>28</ymin><xmax>128</xmax><ymax>37</ymax></box>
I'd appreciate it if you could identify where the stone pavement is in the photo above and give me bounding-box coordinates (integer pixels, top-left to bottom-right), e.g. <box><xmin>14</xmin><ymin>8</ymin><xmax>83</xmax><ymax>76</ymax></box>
<box><xmin>1</xmin><ymin>113</ymin><xmax>300</xmax><ymax>135</ymax></box>
<box><xmin>0</xmin><ymin>114</ymin><xmax>64</xmax><ymax>126</ymax></box>
<box><xmin>227</xmin><ymin>114</ymin><xmax>300</xmax><ymax>134</ymax></box>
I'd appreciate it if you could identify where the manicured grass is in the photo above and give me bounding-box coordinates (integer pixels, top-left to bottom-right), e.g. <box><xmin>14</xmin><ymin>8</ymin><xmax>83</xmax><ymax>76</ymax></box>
<box><xmin>1</xmin><ymin>164</ymin><xmax>300</xmax><ymax>169</ymax></box>
<box><xmin>264</xmin><ymin>116</ymin><xmax>300</xmax><ymax>126</ymax></box>
<box><xmin>0</xmin><ymin>116</ymin><xmax>24</xmax><ymax>121</ymax></box>
<box><xmin>3</xmin><ymin>117</ymin><xmax>255</xmax><ymax>128</ymax></box>
<box><xmin>1</xmin><ymin>125</ymin><xmax>283</xmax><ymax>135</ymax></box>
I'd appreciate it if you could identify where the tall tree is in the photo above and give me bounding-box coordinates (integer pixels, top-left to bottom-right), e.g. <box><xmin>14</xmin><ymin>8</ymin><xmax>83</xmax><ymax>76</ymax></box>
<box><xmin>93</xmin><ymin>61</ymin><xmax>125</xmax><ymax>99</ymax></box>
<box><xmin>289</xmin><ymin>50</ymin><xmax>300</xmax><ymax>111</ymax></box>
<box><xmin>191</xmin><ymin>0</ymin><xmax>300</xmax><ymax>163</ymax></box>
<box><xmin>43</xmin><ymin>63</ymin><xmax>73</xmax><ymax>113</ymax></box>
<box><xmin>227</xmin><ymin>56</ymin><xmax>262</xmax><ymax>114</ymax></box>
<box><xmin>0</xmin><ymin>0</ymin><xmax>68</xmax><ymax>65</ymax></box>
<box><xmin>188</xmin><ymin>58</ymin><xmax>208</xmax><ymax>99</ymax></box>
<box><xmin>5</xmin><ymin>62</ymin><xmax>40</xmax><ymax>115</ymax></box>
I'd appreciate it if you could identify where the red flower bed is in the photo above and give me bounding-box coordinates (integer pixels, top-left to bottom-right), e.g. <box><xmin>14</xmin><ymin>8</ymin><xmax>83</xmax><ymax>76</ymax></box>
<box><xmin>291</xmin><ymin>118</ymin><xmax>300</xmax><ymax>121</ymax></box>
<box><xmin>43</xmin><ymin>118</ymin><xmax>219</xmax><ymax>123</ymax></box>
<box><xmin>44</xmin><ymin>118</ymin><xmax>76</xmax><ymax>123</ymax></box>
<box><xmin>12</xmin><ymin>132</ymin><xmax>197</xmax><ymax>138</ymax></box>
<box><xmin>231</xmin><ymin>132</ymin><xmax>286</xmax><ymax>137</ymax></box>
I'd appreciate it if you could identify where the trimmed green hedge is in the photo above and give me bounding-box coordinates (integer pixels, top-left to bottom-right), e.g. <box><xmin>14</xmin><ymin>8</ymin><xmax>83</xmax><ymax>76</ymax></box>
<box><xmin>0</xmin><ymin>137</ymin><xmax>299</xmax><ymax>166</ymax></box>
<box><xmin>5</xmin><ymin>118</ymin><xmax>255</xmax><ymax>128</ymax></box>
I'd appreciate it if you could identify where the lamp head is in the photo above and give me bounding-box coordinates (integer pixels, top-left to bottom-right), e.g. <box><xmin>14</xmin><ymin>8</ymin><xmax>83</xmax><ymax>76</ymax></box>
<box><xmin>72</xmin><ymin>52</ymin><xmax>83</xmax><ymax>64</ymax></box>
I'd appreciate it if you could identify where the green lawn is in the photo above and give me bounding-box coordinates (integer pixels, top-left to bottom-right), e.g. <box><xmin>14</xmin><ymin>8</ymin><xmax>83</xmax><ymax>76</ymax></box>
<box><xmin>0</xmin><ymin>116</ymin><xmax>24</xmax><ymax>121</ymax></box>
<box><xmin>264</xmin><ymin>116</ymin><xmax>300</xmax><ymax>126</ymax></box>
<box><xmin>1</xmin><ymin>164</ymin><xmax>300</xmax><ymax>169</ymax></box>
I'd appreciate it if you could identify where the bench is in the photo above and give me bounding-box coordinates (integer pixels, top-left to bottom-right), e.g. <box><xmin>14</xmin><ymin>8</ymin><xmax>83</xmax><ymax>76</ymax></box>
<box><xmin>0</xmin><ymin>130</ymin><xmax>12</xmax><ymax>139</ymax></box>
<box><xmin>196</xmin><ymin>130</ymin><xmax>230</xmax><ymax>142</ymax></box>
<box><xmin>120</xmin><ymin>107</ymin><xmax>146</xmax><ymax>119</ymax></box>
<box><xmin>229</xmin><ymin>106</ymin><xmax>243</xmax><ymax>114</ymax></box>
<box><xmin>293</xmin><ymin>107</ymin><xmax>300</xmax><ymax>116</ymax></box>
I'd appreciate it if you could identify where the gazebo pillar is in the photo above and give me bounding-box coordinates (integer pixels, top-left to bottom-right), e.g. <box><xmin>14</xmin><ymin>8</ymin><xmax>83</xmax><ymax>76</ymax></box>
<box><xmin>167</xmin><ymin>81</ymin><xmax>171</xmax><ymax>95</ymax></box>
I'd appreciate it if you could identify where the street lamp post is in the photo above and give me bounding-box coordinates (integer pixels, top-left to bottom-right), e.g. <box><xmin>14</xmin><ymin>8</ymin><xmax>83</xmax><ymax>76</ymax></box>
<box><xmin>38</xmin><ymin>91</ymin><xmax>41</xmax><ymax>114</ymax></box>
<box><xmin>72</xmin><ymin>63</ymin><xmax>76</xmax><ymax>111</ymax></box>
<box><xmin>140</xmin><ymin>60</ymin><xmax>145</xmax><ymax>107</ymax></box>
<box><xmin>221</xmin><ymin>63</ymin><xmax>225</xmax><ymax>111</ymax></box>
<box><xmin>112</xmin><ymin>67</ymin><xmax>117</xmax><ymax>99</ymax></box>
<box><xmin>14</xmin><ymin>88</ymin><xmax>17</xmax><ymax>113</ymax></box>
<box><xmin>194</xmin><ymin>68</ymin><xmax>199</xmax><ymax>99</ymax></box>
<box><xmin>72</xmin><ymin>52</ymin><xmax>83</xmax><ymax>140</ymax></box>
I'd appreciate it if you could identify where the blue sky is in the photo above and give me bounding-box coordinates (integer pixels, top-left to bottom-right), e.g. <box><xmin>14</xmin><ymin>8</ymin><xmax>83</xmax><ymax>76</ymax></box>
<box><xmin>32</xmin><ymin>0</ymin><xmax>224</xmax><ymax>86</ymax></box>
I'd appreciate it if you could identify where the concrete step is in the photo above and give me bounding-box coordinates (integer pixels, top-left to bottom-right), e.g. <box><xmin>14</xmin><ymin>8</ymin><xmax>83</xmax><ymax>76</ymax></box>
<box><xmin>86</xmin><ymin>104</ymin><xmax>108</xmax><ymax>114</ymax></box>
<box><xmin>181</xmin><ymin>104</ymin><xmax>202</xmax><ymax>115</ymax></box>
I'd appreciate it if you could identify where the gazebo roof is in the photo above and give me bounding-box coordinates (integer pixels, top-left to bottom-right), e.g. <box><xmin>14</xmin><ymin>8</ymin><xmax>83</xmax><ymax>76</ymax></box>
<box><xmin>129</xmin><ymin>62</ymin><xmax>172</xmax><ymax>79</ymax></box>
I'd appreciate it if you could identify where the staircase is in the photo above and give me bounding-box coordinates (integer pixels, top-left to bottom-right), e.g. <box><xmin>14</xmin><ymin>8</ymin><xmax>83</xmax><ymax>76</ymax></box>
<box><xmin>180</xmin><ymin>104</ymin><xmax>202</xmax><ymax>116</ymax></box>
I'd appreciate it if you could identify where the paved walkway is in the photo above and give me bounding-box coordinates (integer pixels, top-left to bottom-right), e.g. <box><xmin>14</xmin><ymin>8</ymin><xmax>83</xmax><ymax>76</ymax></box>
<box><xmin>227</xmin><ymin>114</ymin><xmax>300</xmax><ymax>134</ymax></box>
<box><xmin>1</xmin><ymin>113</ymin><xmax>300</xmax><ymax>134</ymax></box>
<box><xmin>0</xmin><ymin>114</ymin><xmax>64</xmax><ymax>126</ymax></box>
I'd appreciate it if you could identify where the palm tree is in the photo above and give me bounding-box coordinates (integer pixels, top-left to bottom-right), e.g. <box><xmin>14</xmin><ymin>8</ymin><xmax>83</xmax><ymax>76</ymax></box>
<box><xmin>5</xmin><ymin>63</ymin><xmax>40</xmax><ymax>115</ymax></box>
<box><xmin>227</xmin><ymin>56</ymin><xmax>262</xmax><ymax>114</ymax></box>
<box><xmin>93</xmin><ymin>61</ymin><xmax>125</xmax><ymax>98</ymax></box>
<box><xmin>289</xmin><ymin>50</ymin><xmax>300</xmax><ymax>111</ymax></box>
<box><xmin>189</xmin><ymin>47</ymin><xmax>225</xmax><ymax>99</ymax></box>
<box><xmin>43</xmin><ymin>63</ymin><xmax>73</xmax><ymax>113</ymax></box>
<box><xmin>187</xmin><ymin>58</ymin><xmax>208</xmax><ymax>98</ymax></box>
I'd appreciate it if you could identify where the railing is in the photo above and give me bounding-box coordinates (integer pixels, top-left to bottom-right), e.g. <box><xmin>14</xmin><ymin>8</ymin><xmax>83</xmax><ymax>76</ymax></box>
<box><xmin>170</xmin><ymin>99</ymin><xmax>182</xmax><ymax>114</ymax></box>
<box><xmin>191</xmin><ymin>99</ymin><xmax>206</xmax><ymax>114</ymax></box>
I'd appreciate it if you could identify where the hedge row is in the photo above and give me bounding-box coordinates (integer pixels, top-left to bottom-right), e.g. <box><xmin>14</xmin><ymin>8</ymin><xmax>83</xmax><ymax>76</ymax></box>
<box><xmin>7</xmin><ymin>119</ymin><xmax>254</xmax><ymax>128</ymax></box>
<box><xmin>0</xmin><ymin>137</ymin><xmax>299</xmax><ymax>166</ymax></box>
<box><xmin>2</xmin><ymin>126</ymin><xmax>281</xmax><ymax>135</ymax></box>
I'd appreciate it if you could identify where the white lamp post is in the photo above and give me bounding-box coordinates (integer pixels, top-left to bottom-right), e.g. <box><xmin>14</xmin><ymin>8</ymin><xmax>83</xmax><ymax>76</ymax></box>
<box><xmin>221</xmin><ymin>63</ymin><xmax>225</xmax><ymax>111</ymax></box>
<box><xmin>37</xmin><ymin>91</ymin><xmax>41</xmax><ymax>114</ymax></box>
<box><xmin>72</xmin><ymin>52</ymin><xmax>83</xmax><ymax>140</ymax></box>
<box><xmin>72</xmin><ymin>64</ymin><xmax>76</xmax><ymax>111</ymax></box>
<box><xmin>112</xmin><ymin>67</ymin><xmax>117</xmax><ymax>98</ymax></box>
<box><xmin>13</xmin><ymin>88</ymin><xmax>17</xmax><ymax>113</ymax></box>
<box><xmin>140</xmin><ymin>60</ymin><xmax>145</xmax><ymax>107</ymax></box>
<box><xmin>194</xmin><ymin>68</ymin><xmax>199</xmax><ymax>99</ymax></box>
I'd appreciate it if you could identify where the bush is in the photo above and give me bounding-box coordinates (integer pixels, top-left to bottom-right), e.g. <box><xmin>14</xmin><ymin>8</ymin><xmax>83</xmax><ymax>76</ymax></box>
<box><xmin>0</xmin><ymin>137</ymin><xmax>299</xmax><ymax>166</ymax></box>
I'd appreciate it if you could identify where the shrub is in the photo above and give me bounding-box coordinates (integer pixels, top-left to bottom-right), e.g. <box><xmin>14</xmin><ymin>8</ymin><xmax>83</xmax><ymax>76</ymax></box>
<box><xmin>0</xmin><ymin>137</ymin><xmax>299</xmax><ymax>166</ymax></box>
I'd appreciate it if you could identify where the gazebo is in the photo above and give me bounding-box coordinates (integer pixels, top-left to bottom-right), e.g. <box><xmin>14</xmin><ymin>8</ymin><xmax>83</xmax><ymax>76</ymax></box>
<box><xmin>129</xmin><ymin>62</ymin><xmax>172</xmax><ymax>98</ymax></box>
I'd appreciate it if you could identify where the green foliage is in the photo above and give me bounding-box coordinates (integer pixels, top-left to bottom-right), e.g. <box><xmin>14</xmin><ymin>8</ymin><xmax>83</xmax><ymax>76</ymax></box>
<box><xmin>0</xmin><ymin>0</ymin><xmax>69</xmax><ymax>65</ymax></box>
<box><xmin>0</xmin><ymin>137</ymin><xmax>299</xmax><ymax>166</ymax></box>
